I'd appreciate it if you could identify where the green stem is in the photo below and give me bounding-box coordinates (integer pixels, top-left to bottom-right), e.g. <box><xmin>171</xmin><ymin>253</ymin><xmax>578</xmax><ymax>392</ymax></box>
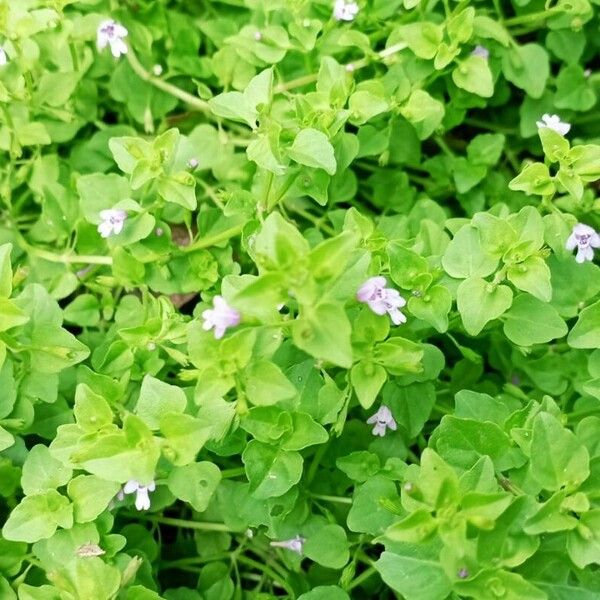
<box><xmin>274</xmin><ymin>42</ymin><xmax>408</xmax><ymax>93</ymax></box>
<box><xmin>126</xmin><ymin>49</ymin><xmax>209</xmax><ymax>113</ymax></box>
<box><xmin>183</xmin><ymin>224</ymin><xmax>245</xmax><ymax>253</ymax></box>
<box><xmin>26</xmin><ymin>247</ymin><xmax>113</xmax><ymax>265</ymax></box>
<box><xmin>347</xmin><ymin>565</ymin><xmax>378</xmax><ymax>591</ymax></box>
<box><xmin>221</xmin><ymin>466</ymin><xmax>246</xmax><ymax>479</ymax></box>
<box><xmin>236</xmin><ymin>555</ymin><xmax>295</xmax><ymax>598</ymax></box>
<box><xmin>504</xmin><ymin>7</ymin><xmax>562</xmax><ymax>26</ymax></box>
<box><xmin>134</xmin><ymin>515</ymin><xmax>232</xmax><ymax>532</ymax></box>
<box><xmin>68</xmin><ymin>42</ymin><xmax>80</xmax><ymax>71</ymax></box>
<box><xmin>309</xmin><ymin>493</ymin><xmax>352</xmax><ymax>505</ymax></box>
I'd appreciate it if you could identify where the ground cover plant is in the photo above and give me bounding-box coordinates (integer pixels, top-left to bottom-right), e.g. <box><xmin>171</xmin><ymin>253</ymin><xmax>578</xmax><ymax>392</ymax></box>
<box><xmin>2</xmin><ymin>0</ymin><xmax>600</xmax><ymax>598</ymax></box>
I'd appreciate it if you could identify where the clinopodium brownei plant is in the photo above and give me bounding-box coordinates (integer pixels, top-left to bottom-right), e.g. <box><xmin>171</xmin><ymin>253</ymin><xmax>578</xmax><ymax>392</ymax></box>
<box><xmin>1</xmin><ymin>0</ymin><xmax>600</xmax><ymax>598</ymax></box>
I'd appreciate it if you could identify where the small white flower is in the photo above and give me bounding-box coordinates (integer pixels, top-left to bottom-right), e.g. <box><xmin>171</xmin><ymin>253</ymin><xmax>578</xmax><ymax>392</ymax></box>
<box><xmin>254</xmin><ymin>31</ymin><xmax>262</xmax><ymax>41</ymax></box>
<box><xmin>333</xmin><ymin>0</ymin><xmax>359</xmax><ymax>21</ymax></box>
<box><xmin>97</xmin><ymin>20</ymin><xmax>128</xmax><ymax>58</ymax></box>
<box><xmin>345</xmin><ymin>63</ymin><xmax>355</xmax><ymax>72</ymax></box>
<box><xmin>566</xmin><ymin>223</ymin><xmax>600</xmax><ymax>263</ymax></box>
<box><xmin>367</xmin><ymin>405</ymin><xmax>397</xmax><ymax>437</ymax></box>
<box><xmin>270</xmin><ymin>535</ymin><xmax>305</xmax><ymax>554</ymax></box>
<box><xmin>155</xmin><ymin>227</ymin><xmax>164</xmax><ymax>236</ymax></box>
<box><xmin>152</xmin><ymin>64</ymin><xmax>163</xmax><ymax>76</ymax></box>
<box><xmin>584</xmin><ymin>68</ymin><xmax>592</xmax><ymax>78</ymax></box>
<box><xmin>0</xmin><ymin>46</ymin><xmax>8</xmax><ymax>66</ymax></box>
<box><xmin>122</xmin><ymin>480</ymin><xmax>156</xmax><ymax>511</ymax></box>
<box><xmin>187</xmin><ymin>157</ymin><xmax>199</xmax><ymax>170</ymax></box>
<box><xmin>536</xmin><ymin>113</ymin><xmax>571</xmax><ymax>137</ymax></box>
<box><xmin>202</xmin><ymin>295</ymin><xmax>241</xmax><ymax>339</ymax></box>
<box><xmin>471</xmin><ymin>45</ymin><xmax>489</xmax><ymax>60</ymax></box>
<box><xmin>98</xmin><ymin>209</ymin><xmax>127</xmax><ymax>238</ymax></box>
<box><xmin>357</xmin><ymin>276</ymin><xmax>407</xmax><ymax>325</ymax></box>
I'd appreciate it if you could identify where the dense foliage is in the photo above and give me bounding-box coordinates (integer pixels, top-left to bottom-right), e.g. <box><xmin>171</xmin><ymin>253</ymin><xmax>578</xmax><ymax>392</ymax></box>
<box><xmin>2</xmin><ymin>0</ymin><xmax>600</xmax><ymax>598</ymax></box>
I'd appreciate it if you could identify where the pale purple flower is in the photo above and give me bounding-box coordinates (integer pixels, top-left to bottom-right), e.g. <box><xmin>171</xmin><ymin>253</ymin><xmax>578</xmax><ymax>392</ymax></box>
<box><xmin>566</xmin><ymin>223</ymin><xmax>600</xmax><ymax>263</ymax></box>
<box><xmin>98</xmin><ymin>209</ymin><xmax>127</xmax><ymax>238</ymax></box>
<box><xmin>97</xmin><ymin>20</ymin><xmax>128</xmax><ymax>58</ymax></box>
<box><xmin>471</xmin><ymin>45</ymin><xmax>489</xmax><ymax>60</ymax></box>
<box><xmin>357</xmin><ymin>276</ymin><xmax>407</xmax><ymax>325</ymax></box>
<box><xmin>202</xmin><ymin>295</ymin><xmax>241</xmax><ymax>339</ymax></box>
<box><xmin>187</xmin><ymin>158</ymin><xmax>199</xmax><ymax>170</ymax></box>
<box><xmin>367</xmin><ymin>405</ymin><xmax>397</xmax><ymax>437</ymax></box>
<box><xmin>333</xmin><ymin>0</ymin><xmax>359</xmax><ymax>21</ymax></box>
<box><xmin>122</xmin><ymin>480</ymin><xmax>156</xmax><ymax>511</ymax></box>
<box><xmin>536</xmin><ymin>114</ymin><xmax>571</xmax><ymax>136</ymax></box>
<box><xmin>0</xmin><ymin>47</ymin><xmax>8</xmax><ymax>66</ymax></box>
<box><xmin>270</xmin><ymin>535</ymin><xmax>305</xmax><ymax>554</ymax></box>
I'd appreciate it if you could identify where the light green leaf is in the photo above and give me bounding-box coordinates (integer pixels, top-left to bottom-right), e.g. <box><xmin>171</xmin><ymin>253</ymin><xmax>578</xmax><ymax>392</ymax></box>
<box><xmin>288</xmin><ymin>128</ymin><xmax>337</xmax><ymax>175</ymax></box>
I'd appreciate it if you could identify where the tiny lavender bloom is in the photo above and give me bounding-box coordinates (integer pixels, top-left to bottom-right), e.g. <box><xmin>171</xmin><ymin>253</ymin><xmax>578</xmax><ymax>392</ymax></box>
<box><xmin>97</xmin><ymin>20</ymin><xmax>128</xmax><ymax>58</ymax></box>
<box><xmin>566</xmin><ymin>223</ymin><xmax>600</xmax><ymax>263</ymax></box>
<box><xmin>270</xmin><ymin>535</ymin><xmax>305</xmax><ymax>554</ymax></box>
<box><xmin>471</xmin><ymin>45</ymin><xmax>489</xmax><ymax>60</ymax></box>
<box><xmin>122</xmin><ymin>480</ymin><xmax>156</xmax><ymax>511</ymax></box>
<box><xmin>202</xmin><ymin>295</ymin><xmax>241</xmax><ymax>339</ymax></box>
<box><xmin>367</xmin><ymin>405</ymin><xmax>397</xmax><ymax>437</ymax></box>
<box><xmin>187</xmin><ymin>157</ymin><xmax>199</xmax><ymax>170</ymax></box>
<box><xmin>98</xmin><ymin>209</ymin><xmax>127</xmax><ymax>238</ymax></box>
<box><xmin>357</xmin><ymin>276</ymin><xmax>407</xmax><ymax>325</ymax></box>
<box><xmin>333</xmin><ymin>0</ymin><xmax>359</xmax><ymax>21</ymax></box>
<box><xmin>0</xmin><ymin>46</ymin><xmax>8</xmax><ymax>66</ymax></box>
<box><xmin>536</xmin><ymin>113</ymin><xmax>571</xmax><ymax>136</ymax></box>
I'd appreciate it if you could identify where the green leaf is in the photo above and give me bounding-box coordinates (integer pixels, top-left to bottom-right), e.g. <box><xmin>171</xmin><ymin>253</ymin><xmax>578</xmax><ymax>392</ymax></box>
<box><xmin>293</xmin><ymin>303</ymin><xmax>352</xmax><ymax>368</ymax></box>
<box><xmin>280</xmin><ymin>412</ymin><xmax>328</xmax><ymax>451</ymax></box>
<box><xmin>351</xmin><ymin>362</ymin><xmax>387</xmax><ymax>409</ymax></box>
<box><xmin>555</xmin><ymin>65</ymin><xmax>596</xmax><ymax>112</ymax></box>
<box><xmin>397</xmin><ymin>22</ymin><xmax>444</xmax><ymax>59</ymax></box>
<box><xmin>21</xmin><ymin>445</ymin><xmax>72</xmax><ymax>496</ymax></box>
<box><xmin>457</xmin><ymin>278</ymin><xmax>513</xmax><ymax>336</ymax></box>
<box><xmin>135</xmin><ymin>375</ymin><xmax>187</xmax><ymax>430</ymax></box>
<box><xmin>304</xmin><ymin>524</ymin><xmax>349</xmax><ymax>569</ymax></box>
<box><xmin>73</xmin><ymin>384</ymin><xmax>113</xmax><ymax>433</ymax></box>
<box><xmin>454</xmin><ymin>569</ymin><xmax>546</xmax><ymax>600</ymax></box>
<box><xmin>67</xmin><ymin>475</ymin><xmax>121</xmax><ymax>523</ymax></box>
<box><xmin>288</xmin><ymin>128</ymin><xmax>337</xmax><ymax>175</ymax></box>
<box><xmin>400</xmin><ymin>90</ymin><xmax>445</xmax><ymax>140</ymax></box>
<box><xmin>0</xmin><ymin>243</ymin><xmax>12</xmax><ymax>298</ymax></box>
<box><xmin>167</xmin><ymin>462</ymin><xmax>221</xmax><ymax>512</ymax></box>
<box><xmin>509</xmin><ymin>162</ymin><xmax>555</xmax><ymax>196</ymax></box>
<box><xmin>568</xmin><ymin>300</ymin><xmax>600</xmax><ymax>348</ymax></box>
<box><xmin>375</xmin><ymin>544</ymin><xmax>452</xmax><ymax>600</ymax></box>
<box><xmin>298</xmin><ymin>587</ymin><xmax>349</xmax><ymax>600</ymax></box>
<box><xmin>408</xmin><ymin>285</ymin><xmax>452</xmax><ymax>332</ymax></box>
<box><xmin>506</xmin><ymin>256</ymin><xmax>552</xmax><ymax>302</ymax></box>
<box><xmin>452</xmin><ymin>56</ymin><xmax>494</xmax><ymax>97</ymax></box>
<box><xmin>442</xmin><ymin>226</ymin><xmax>498</xmax><ymax>279</ymax></box>
<box><xmin>503</xmin><ymin>294</ymin><xmax>567</xmax><ymax>346</ymax></box>
<box><xmin>242</xmin><ymin>440</ymin><xmax>303</xmax><ymax>499</ymax></box>
<box><xmin>0</xmin><ymin>298</ymin><xmax>29</xmax><ymax>332</ymax></box>
<box><xmin>467</xmin><ymin>134</ymin><xmax>506</xmax><ymax>167</ymax></box>
<box><xmin>63</xmin><ymin>294</ymin><xmax>100</xmax><ymax>327</ymax></box>
<box><xmin>567</xmin><ymin>510</ymin><xmax>600</xmax><ymax>568</ymax></box>
<box><xmin>347</xmin><ymin>475</ymin><xmax>398</xmax><ymax>535</ymax></box>
<box><xmin>530</xmin><ymin>412</ymin><xmax>590</xmax><ymax>491</ymax></box>
<box><xmin>244</xmin><ymin>360</ymin><xmax>297</xmax><ymax>406</ymax></box>
<box><xmin>434</xmin><ymin>415</ymin><xmax>516</xmax><ymax>471</ymax></box>
<box><xmin>502</xmin><ymin>44</ymin><xmax>550</xmax><ymax>99</ymax></box>
<box><xmin>157</xmin><ymin>173</ymin><xmax>197</xmax><ymax>210</ymax></box>
<box><xmin>3</xmin><ymin>490</ymin><xmax>73</xmax><ymax>543</ymax></box>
